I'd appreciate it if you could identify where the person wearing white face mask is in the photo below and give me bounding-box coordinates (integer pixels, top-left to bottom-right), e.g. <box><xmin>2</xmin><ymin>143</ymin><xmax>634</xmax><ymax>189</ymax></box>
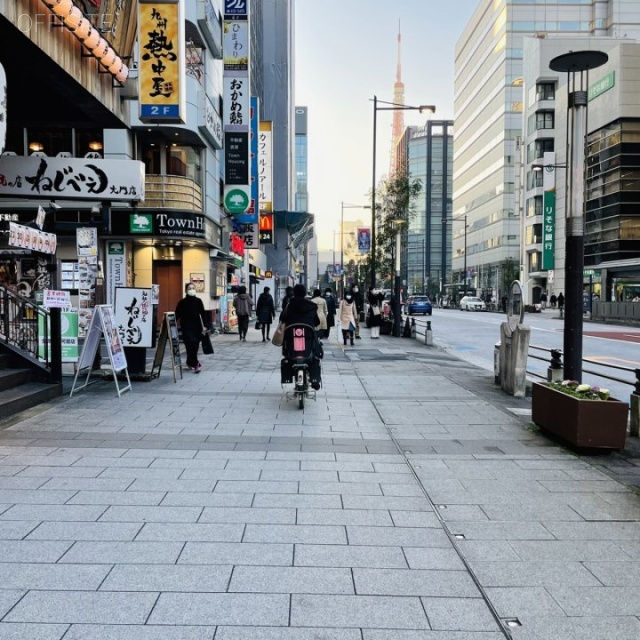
<box><xmin>338</xmin><ymin>291</ymin><xmax>359</xmax><ymax>346</ymax></box>
<box><xmin>175</xmin><ymin>282</ymin><xmax>210</xmax><ymax>373</ymax></box>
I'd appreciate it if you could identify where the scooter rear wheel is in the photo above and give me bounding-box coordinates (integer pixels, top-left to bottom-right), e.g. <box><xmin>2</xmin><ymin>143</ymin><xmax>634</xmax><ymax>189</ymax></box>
<box><xmin>298</xmin><ymin>393</ymin><xmax>304</xmax><ymax>410</ymax></box>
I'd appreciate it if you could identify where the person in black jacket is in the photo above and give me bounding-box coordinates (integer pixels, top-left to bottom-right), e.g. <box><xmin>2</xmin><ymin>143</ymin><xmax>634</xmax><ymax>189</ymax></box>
<box><xmin>175</xmin><ymin>282</ymin><xmax>210</xmax><ymax>373</ymax></box>
<box><xmin>351</xmin><ymin>285</ymin><xmax>364</xmax><ymax>339</ymax></box>
<box><xmin>367</xmin><ymin>286</ymin><xmax>385</xmax><ymax>339</ymax></box>
<box><xmin>323</xmin><ymin>288</ymin><xmax>337</xmax><ymax>339</ymax></box>
<box><xmin>256</xmin><ymin>286</ymin><xmax>276</xmax><ymax>342</ymax></box>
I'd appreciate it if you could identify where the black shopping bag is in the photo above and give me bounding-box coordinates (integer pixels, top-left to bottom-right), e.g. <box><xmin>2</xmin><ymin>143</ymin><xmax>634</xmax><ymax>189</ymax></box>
<box><xmin>201</xmin><ymin>332</ymin><xmax>214</xmax><ymax>355</ymax></box>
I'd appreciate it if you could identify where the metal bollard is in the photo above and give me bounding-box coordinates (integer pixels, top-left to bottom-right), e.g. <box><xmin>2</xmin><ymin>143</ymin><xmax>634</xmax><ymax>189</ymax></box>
<box><xmin>425</xmin><ymin>320</ymin><xmax>433</xmax><ymax>346</ymax></box>
<box><xmin>410</xmin><ymin>318</ymin><xmax>416</xmax><ymax>339</ymax></box>
<box><xmin>547</xmin><ymin>348</ymin><xmax>563</xmax><ymax>383</ymax></box>
<box><xmin>494</xmin><ymin>342</ymin><xmax>501</xmax><ymax>384</ymax></box>
<box><xmin>402</xmin><ymin>316</ymin><xmax>412</xmax><ymax>338</ymax></box>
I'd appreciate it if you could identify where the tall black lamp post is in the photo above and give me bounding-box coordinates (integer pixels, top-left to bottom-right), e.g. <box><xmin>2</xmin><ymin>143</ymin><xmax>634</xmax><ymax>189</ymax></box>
<box><xmin>549</xmin><ymin>50</ymin><xmax>607</xmax><ymax>382</ymax></box>
<box><xmin>370</xmin><ymin>97</ymin><xmax>436</xmax><ymax>289</ymax></box>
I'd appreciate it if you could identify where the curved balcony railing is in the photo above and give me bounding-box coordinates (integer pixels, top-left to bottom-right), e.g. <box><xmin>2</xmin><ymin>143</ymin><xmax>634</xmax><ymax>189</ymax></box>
<box><xmin>139</xmin><ymin>175</ymin><xmax>203</xmax><ymax>212</ymax></box>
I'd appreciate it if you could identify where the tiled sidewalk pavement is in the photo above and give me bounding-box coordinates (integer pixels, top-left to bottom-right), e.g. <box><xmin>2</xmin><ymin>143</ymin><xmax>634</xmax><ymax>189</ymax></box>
<box><xmin>0</xmin><ymin>327</ymin><xmax>639</xmax><ymax>639</ymax></box>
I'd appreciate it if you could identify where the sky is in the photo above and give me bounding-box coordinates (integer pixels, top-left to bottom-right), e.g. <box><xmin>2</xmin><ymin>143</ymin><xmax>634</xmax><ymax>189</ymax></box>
<box><xmin>294</xmin><ymin>0</ymin><xmax>480</xmax><ymax>252</ymax></box>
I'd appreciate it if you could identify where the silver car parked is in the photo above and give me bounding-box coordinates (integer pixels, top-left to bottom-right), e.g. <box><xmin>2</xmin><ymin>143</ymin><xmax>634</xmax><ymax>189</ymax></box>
<box><xmin>460</xmin><ymin>296</ymin><xmax>487</xmax><ymax>311</ymax></box>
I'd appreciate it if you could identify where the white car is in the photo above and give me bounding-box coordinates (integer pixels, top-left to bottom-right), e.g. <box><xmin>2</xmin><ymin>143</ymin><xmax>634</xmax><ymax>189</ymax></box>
<box><xmin>460</xmin><ymin>296</ymin><xmax>487</xmax><ymax>311</ymax></box>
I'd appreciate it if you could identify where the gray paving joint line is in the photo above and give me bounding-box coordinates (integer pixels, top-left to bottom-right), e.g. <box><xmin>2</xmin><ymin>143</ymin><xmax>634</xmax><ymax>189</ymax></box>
<box><xmin>350</xmin><ymin>362</ymin><xmax>514</xmax><ymax>640</ymax></box>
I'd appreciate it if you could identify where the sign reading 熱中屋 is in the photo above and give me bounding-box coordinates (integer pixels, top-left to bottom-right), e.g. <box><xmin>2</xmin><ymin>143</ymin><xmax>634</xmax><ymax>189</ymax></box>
<box><xmin>138</xmin><ymin>0</ymin><xmax>185</xmax><ymax>123</ymax></box>
<box><xmin>541</xmin><ymin>151</ymin><xmax>555</xmax><ymax>271</ymax></box>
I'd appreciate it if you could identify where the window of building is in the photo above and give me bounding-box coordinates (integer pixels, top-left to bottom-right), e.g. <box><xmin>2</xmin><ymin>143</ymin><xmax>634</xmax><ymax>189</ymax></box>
<box><xmin>27</xmin><ymin>129</ymin><xmax>72</xmax><ymax>156</ymax></box>
<box><xmin>526</xmin><ymin>223</ymin><xmax>542</xmax><ymax>245</ymax></box>
<box><xmin>535</xmin><ymin>111</ymin><xmax>554</xmax><ymax>130</ymax></box>
<box><xmin>527</xmin><ymin>170</ymin><xmax>543</xmax><ymax>190</ymax></box>
<box><xmin>76</xmin><ymin>130</ymin><xmax>104</xmax><ymax>157</ymax></box>
<box><xmin>528</xmin><ymin>251</ymin><xmax>541</xmax><ymax>272</ymax></box>
<box><xmin>527</xmin><ymin>139</ymin><xmax>554</xmax><ymax>162</ymax></box>
<box><xmin>536</xmin><ymin>82</ymin><xmax>555</xmax><ymax>101</ymax></box>
<box><xmin>526</xmin><ymin>196</ymin><xmax>543</xmax><ymax>218</ymax></box>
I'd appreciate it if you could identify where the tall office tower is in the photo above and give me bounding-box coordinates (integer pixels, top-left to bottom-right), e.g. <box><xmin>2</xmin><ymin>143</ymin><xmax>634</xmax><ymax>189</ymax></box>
<box><xmin>389</xmin><ymin>24</ymin><xmax>405</xmax><ymax>177</ymax></box>
<box><xmin>453</xmin><ymin>0</ymin><xmax>640</xmax><ymax>301</ymax></box>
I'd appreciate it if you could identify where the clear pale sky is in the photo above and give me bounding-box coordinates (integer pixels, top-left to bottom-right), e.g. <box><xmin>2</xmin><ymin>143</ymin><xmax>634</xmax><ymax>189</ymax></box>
<box><xmin>295</xmin><ymin>0</ymin><xmax>479</xmax><ymax>251</ymax></box>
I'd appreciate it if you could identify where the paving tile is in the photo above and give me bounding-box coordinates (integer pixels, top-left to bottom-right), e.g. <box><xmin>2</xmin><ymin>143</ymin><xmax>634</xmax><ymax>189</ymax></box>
<box><xmin>445</xmin><ymin>522</ymin><xmax>554</xmax><ymax>540</ymax></box>
<box><xmin>0</xmin><ymin>541</ymin><xmax>72</xmax><ymax>563</ymax></box>
<box><xmin>148</xmin><ymin>593</ymin><xmax>289</xmax><ymax>626</ymax></box>
<box><xmin>160</xmin><ymin>492</ymin><xmax>254</xmax><ymax>508</ymax></box>
<box><xmin>484</xmin><ymin>586</ymin><xmax>566</xmax><ymax>617</ymax></box>
<box><xmin>294</xmin><ymin>544</ymin><xmax>408</xmax><ymax>569</ymax></box>
<box><xmin>98</xmin><ymin>506</ymin><xmax>202</xmax><ymax>523</ymax></box>
<box><xmin>252</xmin><ymin>494</ymin><xmax>342</xmax><ymax>509</ymax></box>
<box><xmin>548</xmin><ymin>585</ymin><xmax>640</xmax><ymax>616</ymax></box>
<box><xmin>1</xmin><ymin>505</ymin><xmax>107</xmax><ymax>522</ymax></box>
<box><xmin>178</xmin><ymin>542</ymin><xmax>292</xmax><ymax>566</ymax></box>
<box><xmin>216</xmin><ymin>628</ymin><xmax>361</xmax><ymax>640</ymax></box>
<box><xmin>4</xmin><ymin>591</ymin><xmax>158</xmax><ymax>624</ymax></box>
<box><xmin>0</xmin><ymin>490</ymin><xmax>78</xmax><ymax>505</ymax></box>
<box><xmin>134</xmin><ymin>523</ymin><xmax>243</xmax><ymax>542</ymax></box>
<box><xmin>354</xmin><ymin>568</ymin><xmax>479</xmax><ymax>597</ymax></box>
<box><xmin>390</xmin><ymin>511</ymin><xmax>441</xmax><ymax>527</ymax></box>
<box><xmin>100</xmin><ymin>563</ymin><xmax>231</xmax><ymax>591</ymax></box>
<box><xmin>199</xmin><ymin>507</ymin><xmax>295</xmax><ymax>524</ymax></box>
<box><xmin>505</xmin><ymin>616</ymin><xmax>640</xmax><ymax>640</ymax></box>
<box><xmin>67</xmin><ymin>491</ymin><xmax>166</xmax><ymax>506</ymax></box>
<box><xmin>244</xmin><ymin>524</ymin><xmax>347</xmax><ymax>545</ymax></box>
<box><xmin>507</xmin><ymin>540</ymin><xmax>631</xmax><ymax>561</ymax></box>
<box><xmin>342</xmin><ymin>496</ymin><xmax>431</xmax><ymax>511</ymax></box>
<box><xmin>59</xmin><ymin>541</ymin><xmax>183</xmax><ymax>564</ymax></box>
<box><xmin>229</xmin><ymin>566</ymin><xmax>354</xmax><ymax>594</ymax></box>
<box><xmin>421</xmin><ymin>596</ymin><xmax>500</xmax><ymax>632</ymax></box>
<box><xmin>363</xmin><ymin>632</ymin><xmax>504</xmax><ymax>639</ymax></box>
<box><xmin>0</xmin><ymin>590</ymin><xmax>27</xmax><ymax>618</ymax></box>
<box><xmin>0</xmin><ymin>623</ymin><xmax>69</xmax><ymax>640</ymax></box>
<box><xmin>297</xmin><ymin>508</ymin><xmax>393</xmax><ymax>527</ymax></box>
<box><xmin>214</xmin><ymin>481</ymin><xmax>298</xmax><ymax>494</ymax></box>
<box><xmin>290</xmin><ymin>594</ymin><xmax>429</xmax><ymax>629</ymax></box>
<box><xmin>39</xmin><ymin>479</ymin><xmax>133</xmax><ymax>492</ymax></box>
<box><xmin>126</xmin><ymin>479</ymin><xmax>216</xmax><ymax>493</ymax></box>
<box><xmin>346</xmin><ymin>526</ymin><xmax>449</xmax><ymax>547</ymax></box>
<box><xmin>402</xmin><ymin>547</ymin><xmax>467</xmax><ymax>570</ymax></box>
<box><xmin>300</xmin><ymin>482</ymin><xmax>382</xmax><ymax>495</ymax></box>
<box><xmin>0</xmin><ymin>478</ymin><xmax>56</xmax><ymax>490</ymax></box>
<box><xmin>469</xmin><ymin>561</ymin><xmax>602</xmax><ymax>587</ymax></box>
<box><xmin>543</xmin><ymin>521</ymin><xmax>640</xmax><ymax>540</ymax></box>
<box><xmin>26</xmin><ymin>523</ymin><xmax>142</xmax><ymax>541</ymax></box>
<box><xmin>63</xmin><ymin>625</ymin><xmax>215</xmax><ymax>640</ymax></box>
<box><xmin>0</xmin><ymin>563</ymin><xmax>110</xmax><ymax>590</ymax></box>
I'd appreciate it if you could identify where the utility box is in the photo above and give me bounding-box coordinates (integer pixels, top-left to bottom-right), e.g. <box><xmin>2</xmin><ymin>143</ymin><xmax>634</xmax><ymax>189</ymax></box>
<box><xmin>494</xmin><ymin>342</ymin><xmax>501</xmax><ymax>384</ymax></box>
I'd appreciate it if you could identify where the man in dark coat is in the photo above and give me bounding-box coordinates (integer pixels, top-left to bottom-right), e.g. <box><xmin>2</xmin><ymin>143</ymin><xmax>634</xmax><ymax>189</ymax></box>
<box><xmin>351</xmin><ymin>285</ymin><xmax>364</xmax><ymax>339</ymax></box>
<box><xmin>323</xmin><ymin>287</ymin><xmax>337</xmax><ymax>339</ymax></box>
<box><xmin>256</xmin><ymin>286</ymin><xmax>276</xmax><ymax>342</ymax></box>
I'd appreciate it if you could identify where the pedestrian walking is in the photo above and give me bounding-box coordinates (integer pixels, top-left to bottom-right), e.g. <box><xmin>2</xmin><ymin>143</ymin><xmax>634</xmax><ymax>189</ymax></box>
<box><xmin>550</xmin><ymin>293</ymin><xmax>557</xmax><ymax>309</ymax></box>
<box><xmin>367</xmin><ymin>286</ymin><xmax>385</xmax><ymax>339</ymax></box>
<box><xmin>255</xmin><ymin>286</ymin><xmax>275</xmax><ymax>342</ymax></box>
<box><xmin>233</xmin><ymin>285</ymin><xmax>253</xmax><ymax>342</ymax></box>
<box><xmin>338</xmin><ymin>290</ymin><xmax>359</xmax><ymax>346</ymax></box>
<box><xmin>323</xmin><ymin>288</ymin><xmax>337</xmax><ymax>339</ymax></box>
<box><xmin>175</xmin><ymin>282</ymin><xmax>211</xmax><ymax>373</ymax></box>
<box><xmin>557</xmin><ymin>292</ymin><xmax>565</xmax><ymax>315</ymax></box>
<box><xmin>351</xmin><ymin>285</ymin><xmax>364</xmax><ymax>339</ymax></box>
<box><xmin>310</xmin><ymin>288</ymin><xmax>328</xmax><ymax>338</ymax></box>
<box><xmin>540</xmin><ymin>291</ymin><xmax>547</xmax><ymax>310</ymax></box>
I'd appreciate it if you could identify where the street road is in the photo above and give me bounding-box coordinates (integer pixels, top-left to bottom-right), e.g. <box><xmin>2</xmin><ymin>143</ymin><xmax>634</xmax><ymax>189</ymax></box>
<box><xmin>418</xmin><ymin>308</ymin><xmax>640</xmax><ymax>403</ymax></box>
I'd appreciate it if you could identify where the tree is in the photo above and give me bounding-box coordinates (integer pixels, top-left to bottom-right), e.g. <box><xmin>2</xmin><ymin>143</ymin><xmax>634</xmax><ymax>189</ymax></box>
<box><xmin>362</xmin><ymin>170</ymin><xmax>422</xmax><ymax>287</ymax></box>
<box><xmin>500</xmin><ymin>257</ymin><xmax>519</xmax><ymax>296</ymax></box>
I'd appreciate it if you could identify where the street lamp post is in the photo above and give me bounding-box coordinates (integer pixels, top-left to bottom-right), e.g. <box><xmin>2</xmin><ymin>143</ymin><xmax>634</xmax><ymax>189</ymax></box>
<box><xmin>449</xmin><ymin>213</ymin><xmax>468</xmax><ymax>298</ymax></box>
<box><xmin>370</xmin><ymin>97</ymin><xmax>436</xmax><ymax>289</ymax></box>
<box><xmin>390</xmin><ymin>218</ymin><xmax>406</xmax><ymax>337</ymax></box>
<box><xmin>549</xmin><ymin>50</ymin><xmax>607</xmax><ymax>382</ymax></box>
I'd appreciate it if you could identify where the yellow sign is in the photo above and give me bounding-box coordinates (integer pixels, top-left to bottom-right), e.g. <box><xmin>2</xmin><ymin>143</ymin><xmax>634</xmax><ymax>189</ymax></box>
<box><xmin>139</xmin><ymin>1</ymin><xmax>185</xmax><ymax>122</ymax></box>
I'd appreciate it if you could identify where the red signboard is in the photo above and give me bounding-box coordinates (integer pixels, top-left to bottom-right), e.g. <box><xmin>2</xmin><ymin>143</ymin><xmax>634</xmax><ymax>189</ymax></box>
<box><xmin>230</xmin><ymin>233</ymin><xmax>245</xmax><ymax>256</ymax></box>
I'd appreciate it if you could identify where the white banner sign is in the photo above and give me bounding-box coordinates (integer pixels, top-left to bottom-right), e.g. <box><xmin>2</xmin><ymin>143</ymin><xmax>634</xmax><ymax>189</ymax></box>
<box><xmin>223</xmin><ymin>75</ymin><xmax>250</xmax><ymax>131</ymax></box>
<box><xmin>114</xmin><ymin>287</ymin><xmax>153</xmax><ymax>348</ymax></box>
<box><xmin>43</xmin><ymin>289</ymin><xmax>72</xmax><ymax>309</ymax></box>
<box><xmin>0</xmin><ymin>156</ymin><xmax>145</xmax><ymax>201</ymax></box>
<box><xmin>8</xmin><ymin>222</ymin><xmax>57</xmax><ymax>254</ymax></box>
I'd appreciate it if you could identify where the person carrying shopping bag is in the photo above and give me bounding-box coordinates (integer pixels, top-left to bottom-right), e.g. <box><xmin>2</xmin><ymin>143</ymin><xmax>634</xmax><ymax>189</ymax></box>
<box><xmin>233</xmin><ymin>285</ymin><xmax>253</xmax><ymax>342</ymax></box>
<box><xmin>338</xmin><ymin>291</ymin><xmax>359</xmax><ymax>346</ymax></box>
<box><xmin>367</xmin><ymin>286</ymin><xmax>385</xmax><ymax>339</ymax></box>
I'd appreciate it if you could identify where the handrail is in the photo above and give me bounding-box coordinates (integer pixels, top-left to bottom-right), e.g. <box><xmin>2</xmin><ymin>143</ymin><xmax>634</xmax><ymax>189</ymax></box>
<box><xmin>0</xmin><ymin>285</ymin><xmax>51</xmax><ymax>369</ymax></box>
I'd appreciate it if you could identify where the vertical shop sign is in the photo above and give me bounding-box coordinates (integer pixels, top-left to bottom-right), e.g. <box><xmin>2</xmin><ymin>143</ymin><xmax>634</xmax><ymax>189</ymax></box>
<box><xmin>0</xmin><ymin>62</ymin><xmax>5</xmax><ymax>155</ymax></box>
<box><xmin>542</xmin><ymin>151</ymin><xmax>555</xmax><ymax>271</ymax></box>
<box><xmin>139</xmin><ymin>0</ymin><xmax>185</xmax><ymax>122</ymax></box>
<box><xmin>106</xmin><ymin>241</ymin><xmax>127</xmax><ymax>306</ymax></box>
<box><xmin>235</xmin><ymin>96</ymin><xmax>259</xmax><ymax>223</ymax></box>
<box><xmin>259</xmin><ymin>214</ymin><xmax>274</xmax><ymax>244</ymax></box>
<box><xmin>258</xmin><ymin>121</ymin><xmax>273</xmax><ymax>213</ymax></box>
<box><xmin>114</xmin><ymin>287</ymin><xmax>153</xmax><ymax>348</ymax></box>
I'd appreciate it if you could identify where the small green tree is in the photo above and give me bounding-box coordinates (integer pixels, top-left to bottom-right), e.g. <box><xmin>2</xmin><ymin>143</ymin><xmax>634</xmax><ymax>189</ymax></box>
<box><xmin>500</xmin><ymin>257</ymin><xmax>520</xmax><ymax>296</ymax></box>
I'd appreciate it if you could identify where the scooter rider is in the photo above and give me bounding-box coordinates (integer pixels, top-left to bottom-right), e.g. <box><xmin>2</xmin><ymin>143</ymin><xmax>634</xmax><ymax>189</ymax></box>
<box><xmin>280</xmin><ymin>284</ymin><xmax>322</xmax><ymax>389</ymax></box>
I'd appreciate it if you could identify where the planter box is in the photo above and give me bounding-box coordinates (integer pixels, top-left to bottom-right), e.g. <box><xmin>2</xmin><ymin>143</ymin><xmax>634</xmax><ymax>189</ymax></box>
<box><xmin>532</xmin><ymin>382</ymin><xmax>628</xmax><ymax>451</ymax></box>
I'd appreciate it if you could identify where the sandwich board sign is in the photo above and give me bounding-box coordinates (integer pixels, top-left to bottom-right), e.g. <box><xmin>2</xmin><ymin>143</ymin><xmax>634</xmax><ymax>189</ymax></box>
<box><xmin>151</xmin><ymin>312</ymin><xmax>183</xmax><ymax>382</ymax></box>
<box><xmin>70</xmin><ymin>305</ymin><xmax>132</xmax><ymax>397</ymax></box>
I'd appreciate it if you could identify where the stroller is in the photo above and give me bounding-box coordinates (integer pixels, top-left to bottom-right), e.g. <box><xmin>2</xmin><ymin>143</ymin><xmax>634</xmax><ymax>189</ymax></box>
<box><xmin>281</xmin><ymin>323</ymin><xmax>322</xmax><ymax>409</ymax></box>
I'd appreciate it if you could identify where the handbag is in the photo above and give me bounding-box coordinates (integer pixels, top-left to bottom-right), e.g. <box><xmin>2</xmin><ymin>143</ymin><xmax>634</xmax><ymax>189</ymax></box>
<box><xmin>255</xmin><ymin>321</ymin><xmax>261</xmax><ymax>330</ymax></box>
<box><xmin>271</xmin><ymin>321</ymin><xmax>286</xmax><ymax>346</ymax></box>
<box><xmin>200</xmin><ymin>317</ymin><xmax>214</xmax><ymax>355</ymax></box>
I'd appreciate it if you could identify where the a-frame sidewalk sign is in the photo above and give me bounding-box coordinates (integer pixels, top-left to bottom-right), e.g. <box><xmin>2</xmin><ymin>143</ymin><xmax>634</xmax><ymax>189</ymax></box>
<box><xmin>150</xmin><ymin>312</ymin><xmax>183</xmax><ymax>382</ymax></box>
<box><xmin>70</xmin><ymin>305</ymin><xmax>132</xmax><ymax>397</ymax></box>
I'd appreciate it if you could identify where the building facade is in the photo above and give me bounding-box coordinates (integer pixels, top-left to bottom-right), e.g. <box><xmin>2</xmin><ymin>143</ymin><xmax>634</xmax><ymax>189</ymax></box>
<box><xmin>454</xmin><ymin>0</ymin><xmax>640</xmax><ymax>302</ymax></box>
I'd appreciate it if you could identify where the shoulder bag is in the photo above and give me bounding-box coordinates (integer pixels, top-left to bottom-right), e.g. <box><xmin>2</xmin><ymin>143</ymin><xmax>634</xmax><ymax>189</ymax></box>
<box><xmin>271</xmin><ymin>307</ymin><xmax>287</xmax><ymax>346</ymax></box>
<box><xmin>200</xmin><ymin>317</ymin><xmax>214</xmax><ymax>355</ymax></box>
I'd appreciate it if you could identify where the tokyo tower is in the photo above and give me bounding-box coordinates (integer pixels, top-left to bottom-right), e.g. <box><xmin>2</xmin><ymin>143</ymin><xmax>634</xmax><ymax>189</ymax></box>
<box><xmin>389</xmin><ymin>22</ymin><xmax>404</xmax><ymax>176</ymax></box>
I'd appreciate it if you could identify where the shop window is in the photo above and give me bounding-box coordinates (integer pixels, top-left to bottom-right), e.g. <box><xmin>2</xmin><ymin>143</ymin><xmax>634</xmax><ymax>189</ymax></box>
<box><xmin>167</xmin><ymin>144</ymin><xmax>202</xmax><ymax>184</ymax></box>
<box><xmin>76</xmin><ymin>130</ymin><xmax>104</xmax><ymax>158</ymax></box>
<box><xmin>27</xmin><ymin>129</ymin><xmax>72</xmax><ymax>156</ymax></box>
<box><xmin>141</xmin><ymin>143</ymin><xmax>162</xmax><ymax>175</ymax></box>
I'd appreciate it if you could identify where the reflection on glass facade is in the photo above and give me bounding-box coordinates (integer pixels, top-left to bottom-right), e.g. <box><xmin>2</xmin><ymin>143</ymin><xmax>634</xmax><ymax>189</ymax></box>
<box><xmin>401</xmin><ymin>121</ymin><xmax>453</xmax><ymax>296</ymax></box>
<box><xmin>295</xmin><ymin>107</ymin><xmax>308</xmax><ymax>213</ymax></box>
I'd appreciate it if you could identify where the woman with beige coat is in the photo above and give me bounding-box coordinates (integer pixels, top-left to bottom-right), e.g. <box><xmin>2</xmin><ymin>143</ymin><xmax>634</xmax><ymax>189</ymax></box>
<box><xmin>338</xmin><ymin>291</ymin><xmax>359</xmax><ymax>346</ymax></box>
<box><xmin>310</xmin><ymin>288</ymin><xmax>328</xmax><ymax>336</ymax></box>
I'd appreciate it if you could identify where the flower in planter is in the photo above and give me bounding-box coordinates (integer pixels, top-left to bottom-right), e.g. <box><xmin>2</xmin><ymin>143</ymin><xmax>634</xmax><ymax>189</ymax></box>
<box><xmin>550</xmin><ymin>380</ymin><xmax>610</xmax><ymax>401</ymax></box>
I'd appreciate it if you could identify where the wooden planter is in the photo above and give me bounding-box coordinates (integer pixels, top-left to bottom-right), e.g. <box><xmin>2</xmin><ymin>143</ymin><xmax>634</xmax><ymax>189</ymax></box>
<box><xmin>532</xmin><ymin>382</ymin><xmax>628</xmax><ymax>451</ymax></box>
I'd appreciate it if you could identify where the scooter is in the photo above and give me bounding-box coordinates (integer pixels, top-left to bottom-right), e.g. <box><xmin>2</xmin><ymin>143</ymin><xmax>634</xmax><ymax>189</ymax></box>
<box><xmin>281</xmin><ymin>323</ymin><xmax>321</xmax><ymax>409</ymax></box>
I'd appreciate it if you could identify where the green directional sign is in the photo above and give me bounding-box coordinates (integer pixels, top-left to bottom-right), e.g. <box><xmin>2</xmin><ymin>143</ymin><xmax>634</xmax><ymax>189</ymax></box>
<box><xmin>224</xmin><ymin>188</ymin><xmax>250</xmax><ymax>214</ymax></box>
